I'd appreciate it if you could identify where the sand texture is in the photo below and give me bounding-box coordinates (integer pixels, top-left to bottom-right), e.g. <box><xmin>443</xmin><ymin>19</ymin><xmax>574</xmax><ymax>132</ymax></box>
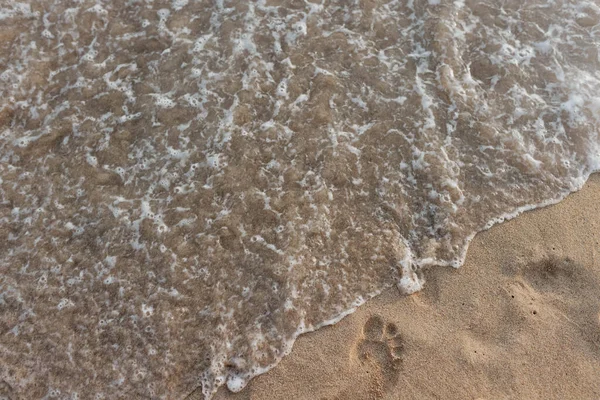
<box><xmin>2</xmin><ymin>1</ymin><xmax>600</xmax><ymax>398</ymax></box>
<box><xmin>190</xmin><ymin>174</ymin><xmax>600</xmax><ymax>400</ymax></box>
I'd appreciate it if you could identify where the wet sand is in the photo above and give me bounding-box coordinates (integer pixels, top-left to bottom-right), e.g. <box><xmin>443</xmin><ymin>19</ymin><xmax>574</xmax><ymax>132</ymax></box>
<box><xmin>3</xmin><ymin>2</ymin><xmax>600</xmax><ymax>397</ymax></box>
<box><xmin>195</xmin><ymin>173</ymin><xmax>600</xmax><ymax>400</ymax></box>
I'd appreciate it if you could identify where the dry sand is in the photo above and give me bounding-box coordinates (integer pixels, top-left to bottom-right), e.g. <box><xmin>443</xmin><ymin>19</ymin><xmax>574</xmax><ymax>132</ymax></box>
<box><xmin>188</xmin><ymin>173</ymin><xmax>600</xmax><ymax>400</ymax></box>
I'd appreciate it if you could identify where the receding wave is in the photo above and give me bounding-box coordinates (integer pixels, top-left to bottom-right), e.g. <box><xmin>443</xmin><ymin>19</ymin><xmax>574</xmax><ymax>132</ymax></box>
<box><xmin>1</xmin><ymin>0</ymin><xmax>599</xmax><ymax>398</ymax></box>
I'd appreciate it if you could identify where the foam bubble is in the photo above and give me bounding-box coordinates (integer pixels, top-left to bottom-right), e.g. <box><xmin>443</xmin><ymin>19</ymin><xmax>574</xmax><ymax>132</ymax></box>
<box><xmin>3</xmin><ymin>1</ymin><xmax>600</xmax><ymax>399</ymax></box>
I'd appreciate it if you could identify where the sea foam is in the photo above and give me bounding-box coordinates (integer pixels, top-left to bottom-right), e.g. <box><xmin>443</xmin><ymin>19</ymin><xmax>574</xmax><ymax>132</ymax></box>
<box><xmin>1</xmin><ymin>0</ymin><xmax>599</xmax><ymax>399</ymax></box>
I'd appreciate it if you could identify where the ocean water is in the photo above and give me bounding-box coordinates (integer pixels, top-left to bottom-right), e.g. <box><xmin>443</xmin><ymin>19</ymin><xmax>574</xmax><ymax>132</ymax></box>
<box><xmin>1</xmin><ymin>0</ymin><xmax>599</xmax><ymax>398</ymax></box>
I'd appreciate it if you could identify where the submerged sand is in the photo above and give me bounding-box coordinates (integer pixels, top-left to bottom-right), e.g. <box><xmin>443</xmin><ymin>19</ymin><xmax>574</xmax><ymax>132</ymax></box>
<box><xmin>2</xmin><ymin>1</ymin><xmax>600</xmax><ymax>398</ymax></box>
<box><xmin>197</xmin><ymin>173</ymin><xmax>600</xmax><ymax>399</ymax></box>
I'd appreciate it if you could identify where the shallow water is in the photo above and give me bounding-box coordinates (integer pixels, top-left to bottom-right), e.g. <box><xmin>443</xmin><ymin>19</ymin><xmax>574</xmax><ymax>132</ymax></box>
<box><xmin>1</xmin><ymin>0</ymin><xmax>599</xmax><ymax>398</ymax></box>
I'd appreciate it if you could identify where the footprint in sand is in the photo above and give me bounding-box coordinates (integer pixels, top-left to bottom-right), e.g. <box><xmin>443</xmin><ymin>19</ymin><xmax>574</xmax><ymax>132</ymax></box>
<box><xmin>356</xmin><ymin>315</ymin><xmax>404</xmax><ymax>391</ymax></box>
<box><xmin>519</xmin><ymin>256</ymin><xmax>600</xmax><ymax>348</ymax></box>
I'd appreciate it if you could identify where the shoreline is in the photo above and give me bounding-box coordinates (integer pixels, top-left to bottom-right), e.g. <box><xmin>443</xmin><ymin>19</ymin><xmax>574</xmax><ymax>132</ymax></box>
<box><xmin>200</xmin><ymin>173</ymin><xmax>600</xmax><ymax>400</ymax></box>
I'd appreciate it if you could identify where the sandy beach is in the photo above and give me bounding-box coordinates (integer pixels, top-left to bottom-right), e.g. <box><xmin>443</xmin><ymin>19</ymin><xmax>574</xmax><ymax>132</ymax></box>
<box><xmin>2</xmin><ymin>2</ymin><xmax>600</xmax><ymax>399</ymax></box>
<box><xmin>187</xmin><ymin>174</ymin><xmax>600</xmax><ymax>400</ymax></box>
